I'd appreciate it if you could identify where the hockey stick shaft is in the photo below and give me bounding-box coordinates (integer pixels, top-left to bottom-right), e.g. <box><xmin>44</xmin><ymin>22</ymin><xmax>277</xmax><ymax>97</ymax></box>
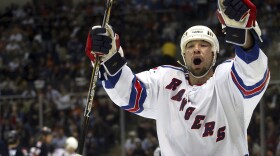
<box><xmin>77</xmin><ymin>0</ymin><xmax>114</xmax><ymax>155</ymax></box>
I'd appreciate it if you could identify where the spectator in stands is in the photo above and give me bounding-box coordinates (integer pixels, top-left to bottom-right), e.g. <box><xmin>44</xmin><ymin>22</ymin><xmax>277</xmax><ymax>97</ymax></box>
<box><xmin>52</xmin><ymin>127</ymin><xmax>67</xmax><ymax>150</ymax></box>
<box><xmin>141</xmin><ymin>132</ymin><xmax>158</xmax><ymax>155</ymax></box>
<box><xmin>0</xmin><ymin>138</ymin><xmax>9</xmax><ymax>156</ymax></box>
<box><xmin>158</xmin><ymin>41</ymin><xmax>178</xmax><ymax>66</ymax></box>
<box><xmin>276</xmin><ymin>136</ymin><xmax>280</xmax><ymax>156</ymax></box>
<box><xmin>125</xmin><ymin>131</ymin><xmax>140</xmax><ymax>156</ymax></box>
<box><xmin>132</xmin><ymin>138</ymin><xmax>146</xmax><ymax>156</ymax></box>
<box><xmin>21</xmin><ymin>84</ymin><xmax>37</xmax><ymax>99</ymax></box>
<box><xmin>266</xmin><ymin>116</ymin><xmax>278</xmax><ymax>152</ymax></box>
<box><xmin>46</xmin><ymin>84</ymin><xmax>61</xmax><ymax>104</ymax></box>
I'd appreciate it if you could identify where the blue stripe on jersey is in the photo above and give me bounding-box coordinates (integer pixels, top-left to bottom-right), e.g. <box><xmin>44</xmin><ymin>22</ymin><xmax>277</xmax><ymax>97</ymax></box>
<box><xmin>235</xmin><ymin>43</ymin><xmax>259</xmax><ymax>64</ymax></box>
<box><xmin>104</xmin><ymin>70</ymin><xmax>122</xmax><ymax>89</ymax></box>
<box><xmin>121</xmin><ymin>76</ymin><xmax>147</xmax><ymax>113</ymax></box>
<box><xmin>161</xmin><ymin>65</ymin><xmax>184</xmax><ymax>72</ymax></box>
<box><xmin>223</xmin><ymin>59</ymin><xmax>233</xmax><ymax>64</ymax></box>
<box><xmin>231</xmin><ymin>64</ymin><xmax>269</xmax><ymax>99</ymax></box>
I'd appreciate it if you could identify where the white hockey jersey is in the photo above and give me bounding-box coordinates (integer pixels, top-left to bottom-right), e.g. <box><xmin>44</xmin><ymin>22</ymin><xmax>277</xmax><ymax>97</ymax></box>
<box><xmin>100</xmin><ymin>44</ymin><xmax>270</xmax><ymax>156</ymax></box>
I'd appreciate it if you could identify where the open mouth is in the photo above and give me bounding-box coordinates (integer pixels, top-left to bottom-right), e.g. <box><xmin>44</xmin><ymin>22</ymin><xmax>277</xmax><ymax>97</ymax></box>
<box><xmin>193</xmin><ymin>58</ymin><xmax>202</xmax><ymax>65</ymax></box>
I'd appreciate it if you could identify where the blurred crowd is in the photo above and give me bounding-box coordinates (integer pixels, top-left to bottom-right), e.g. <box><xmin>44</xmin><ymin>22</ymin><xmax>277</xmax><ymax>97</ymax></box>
<box><xmin>0</xmin><ymin>0</ymin><xmax>280</xmax><ymax>155</ymax></box>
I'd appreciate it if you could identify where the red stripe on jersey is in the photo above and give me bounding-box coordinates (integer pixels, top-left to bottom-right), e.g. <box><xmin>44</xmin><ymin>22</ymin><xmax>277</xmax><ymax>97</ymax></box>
<box><xmin>127</xmin><ymin>79</ymin><xmax>143</xmax><ymax>112</ymax></box>
<box><xmin>230</xmin><ymin>70</ymin><xmax>270</xmax><ymax>96</ymax></box>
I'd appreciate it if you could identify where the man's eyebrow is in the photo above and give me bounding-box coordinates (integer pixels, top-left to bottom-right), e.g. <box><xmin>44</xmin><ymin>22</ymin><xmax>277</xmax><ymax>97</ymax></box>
<box><xmin>201</xmin><ymin>40</ymin><xmax>211</xmax><ymax>45</ymax></box>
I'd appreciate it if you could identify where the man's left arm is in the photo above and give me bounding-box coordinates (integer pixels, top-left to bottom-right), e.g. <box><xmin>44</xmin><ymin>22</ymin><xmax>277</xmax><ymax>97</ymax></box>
<box><xmin>217</xmin><ymin>0</ymin><xmax>270</xmax><ymax>127</ymax></box>
<box><xmin>217</xmin><ymin>0</ymin><xmax>270</xmax><ymax>129</ymax></box>
<box><xmin>217</xmin><ymin>0</ymin><xmax>270</xmax><ymax>99</ymax></box>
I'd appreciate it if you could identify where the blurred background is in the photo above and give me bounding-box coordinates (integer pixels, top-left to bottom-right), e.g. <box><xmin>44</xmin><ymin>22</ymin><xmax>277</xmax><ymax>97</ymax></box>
<box><xmin>0</xmin><ymin>0</ymin><xmax>279</xmax><ymax>156</ymax></box>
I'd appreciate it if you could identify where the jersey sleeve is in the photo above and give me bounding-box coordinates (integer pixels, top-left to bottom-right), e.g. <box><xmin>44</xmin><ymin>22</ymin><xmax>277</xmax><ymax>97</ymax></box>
<box><xmin>216</xmin><ymin>42</ymin><xmax>270</xmax><ymax>128</ymax></box>
<box><xmin>100</xmin><ymin>65</ymin><xmax>162</xmax><ymax>119</ymax></box>
<box><xmin>231</xmin><ymin>43</ymin><xmax>270</xmax><ymax>99</ymax></box>
<box><xmin>231</xmin><ymin>43</ymin><xmax>270</xmax><ymax>127</ymax></box>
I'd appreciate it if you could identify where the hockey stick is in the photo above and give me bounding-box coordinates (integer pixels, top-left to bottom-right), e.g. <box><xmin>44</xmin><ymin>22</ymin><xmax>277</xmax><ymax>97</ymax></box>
<box><xmin>77</xmin><ymin>0</ymin><xmax>114</xmax><ymax>155</ymax></box>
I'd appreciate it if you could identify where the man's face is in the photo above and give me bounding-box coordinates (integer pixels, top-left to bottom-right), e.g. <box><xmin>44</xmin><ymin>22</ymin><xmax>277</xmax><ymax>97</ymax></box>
<box><xmin>184</xmin><ymin>40</ymin><xmax>214</xmax><ymax>77</ymax></box>
<box><xmin>45</xmin><ymin>134</ymin><xmax>53</xmax><ymax>144</ymax></box>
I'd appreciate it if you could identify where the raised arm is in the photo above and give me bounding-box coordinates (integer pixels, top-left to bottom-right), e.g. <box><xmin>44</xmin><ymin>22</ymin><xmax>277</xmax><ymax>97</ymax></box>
<box><xmin>216</xmin><ymin>0</ymin><xmax>270</xmax><ymax>127</ymax></box>
<box><xmin>85</xmin><ymin>24</ymin><xmax>161</xmax><ymax>119</ymax></box>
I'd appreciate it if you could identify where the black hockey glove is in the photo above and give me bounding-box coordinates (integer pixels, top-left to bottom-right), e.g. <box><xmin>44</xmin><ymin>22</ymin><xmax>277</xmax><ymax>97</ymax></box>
<box><xmin>85</xmin><ymin>24</ymin><xmax>126</xmax><ymax>76</ymax></box>
<box><xmin>216</xmin><ymin>0</ymin><xmax>262</xmax><ymax>46</ymax></box>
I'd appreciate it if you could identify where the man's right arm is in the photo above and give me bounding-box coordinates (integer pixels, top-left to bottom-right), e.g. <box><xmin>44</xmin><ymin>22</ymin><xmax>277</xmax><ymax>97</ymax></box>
<box><xmin>100</xmin><ymin>65</ymin><xmax>162</xmax><ymax>119</ymax></box>
<box><xmin>85</xmin><ymin>25</ymin><xmax>160</xmax><ymax>119</ymax></box>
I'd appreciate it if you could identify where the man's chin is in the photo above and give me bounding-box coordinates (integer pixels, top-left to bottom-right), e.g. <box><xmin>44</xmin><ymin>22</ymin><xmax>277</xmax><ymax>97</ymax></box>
<box><xmin>189</xmin><ymin>69</ymin><xmax>208</xmax><ymax>77</ymax></box>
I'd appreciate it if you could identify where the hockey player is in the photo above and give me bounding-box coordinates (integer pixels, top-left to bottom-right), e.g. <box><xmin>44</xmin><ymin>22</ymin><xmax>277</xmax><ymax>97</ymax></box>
<box><xmin>52</xmin><ymin>137</ymin><xmax>78</xmax><ymax>156</ymax></box>
<box><xmin>85</xmin><ymin>0</ymin><xmax>270</xmax><ymax>155</ymax></box>
<box><xmin>7</xmin><ymin>130</ymin><xmax>29</xmax><ymax>156</ymax></box>
<box><xmin>29</xmin><ymin>127</ymin><xmax>53</xmax><ymax>156</ymax></box>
